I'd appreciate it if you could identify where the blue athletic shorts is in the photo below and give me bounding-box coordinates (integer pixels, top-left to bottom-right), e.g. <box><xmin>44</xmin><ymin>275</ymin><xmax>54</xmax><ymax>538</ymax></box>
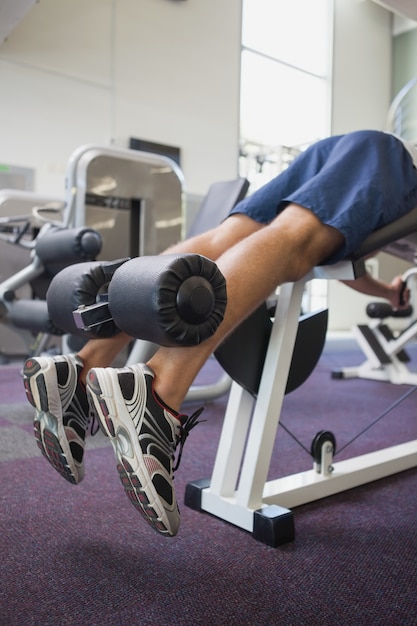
<box><xmin>229</xmin><ymin>129</ymin><xmax>417</xmax><ymax>263</ymax></box>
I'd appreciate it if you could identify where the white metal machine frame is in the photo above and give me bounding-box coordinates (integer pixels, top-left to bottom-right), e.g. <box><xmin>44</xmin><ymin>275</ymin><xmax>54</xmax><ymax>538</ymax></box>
<box><xmin>185</xmin><ymin>255</ymin><xmax>417</xmax><ymax>547</ymax></box>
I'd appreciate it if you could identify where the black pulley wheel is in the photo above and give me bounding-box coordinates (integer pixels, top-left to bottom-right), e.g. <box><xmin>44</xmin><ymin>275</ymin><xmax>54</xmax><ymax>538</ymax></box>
<box><xmin>311</xmin><ymin>430</ymin><xmax>336</xmax><ymax>463</ymax></box>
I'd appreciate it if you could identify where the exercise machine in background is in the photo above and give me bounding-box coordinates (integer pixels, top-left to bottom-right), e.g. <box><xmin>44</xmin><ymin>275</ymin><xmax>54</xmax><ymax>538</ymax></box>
<box><xmin>332</xmin><ymin>233</ymin><xmax>417</xmax><ymax>386</ymax></box>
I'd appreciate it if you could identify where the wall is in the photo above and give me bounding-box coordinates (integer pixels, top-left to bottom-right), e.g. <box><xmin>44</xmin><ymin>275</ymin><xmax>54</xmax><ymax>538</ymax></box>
<box><xmin>331</xmin><ymin>0</ymin><xmax>392</xmax><ymax>136</ymax></box>
<box><xmin>0</xmin><ymin>0</ymin><xmax>242</xmax><ymax>198</ymax></box>
<box><xmin>392</xmin><ymin>20</ymin><xmax>417</xmax><ymax>138</ymax></box>
<box><xmin>393</xmin><ymin>26</ymin><xmax>417</xmax><ymax>87</ymax></box>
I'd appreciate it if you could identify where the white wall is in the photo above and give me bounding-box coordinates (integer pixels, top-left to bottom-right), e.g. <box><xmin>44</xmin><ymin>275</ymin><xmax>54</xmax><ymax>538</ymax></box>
<box><xmin>0</xmin><ymin>0</ymin><xmax>242</xmax><ymax>198</ymax></box>
<box><xmin>332</xmin><ymin>0</ymin><xmax>393</xmax><ymax>135</ymax></box>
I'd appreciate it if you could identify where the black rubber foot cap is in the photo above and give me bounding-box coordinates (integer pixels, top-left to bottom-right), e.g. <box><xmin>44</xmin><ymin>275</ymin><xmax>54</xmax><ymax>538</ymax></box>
<box><xmin>253</xmin><ymin>505</ymin><xmax>295</xmax><ymax>547</ymax></box>
<box><xmin>184</xmin><ymin>479</ymin><xmax>211</xmax><ymax>511</ymax></box>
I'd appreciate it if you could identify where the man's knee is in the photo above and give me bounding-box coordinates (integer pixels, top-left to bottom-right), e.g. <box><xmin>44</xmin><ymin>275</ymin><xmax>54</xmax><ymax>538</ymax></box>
<box><xmin>202</xmin><ymin>214</ymin><xmax>265</xmax><ymax>254</ymax></box>
<box><xmin>268</xmin><ymin>205</ymin><xmax>345</xmax><ymax>279</ymax></box>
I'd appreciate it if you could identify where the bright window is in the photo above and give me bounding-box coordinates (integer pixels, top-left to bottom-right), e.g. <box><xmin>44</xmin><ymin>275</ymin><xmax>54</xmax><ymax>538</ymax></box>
<box><xmin>240</xmin><ymin>50</ymin><xmax>330</xmax><ymax>147</ymax></box>
<box><xmin>242</xmin><ymin>0</ymin><xmax>331</xmax><ymax>76</ymax></box>
<box><xmin>240</xmin><ymin>0</ymin><xmax>334</xmax><ymax>183</ymax></box>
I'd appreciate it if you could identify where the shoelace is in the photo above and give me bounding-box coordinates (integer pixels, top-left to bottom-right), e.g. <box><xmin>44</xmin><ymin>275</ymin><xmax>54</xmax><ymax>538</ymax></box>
<box><xmin>173</xmin><ymin>406</ymin><xmax>205</xmax><ymax>472</ymax></box>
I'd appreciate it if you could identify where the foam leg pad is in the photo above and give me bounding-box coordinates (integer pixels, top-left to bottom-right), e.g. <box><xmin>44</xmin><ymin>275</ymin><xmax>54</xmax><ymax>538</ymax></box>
<box><xmin>7</xmin><ymin>299</ymin><xmax>65</xmax><ymax>335</ymax></box>
<box><xmin>47</xmin><ymin>259</ymin><xmax>126</xmax><ymax>338</ymax></box>
<box><xmin>35</xmin><ymin>226</ymin><xmax>102</xmax><ymax>274</ymax></box>
<box><xmin>108</xmin><ymin>254</ymin><xmax>227</xmax><ymax>346</ymax></box>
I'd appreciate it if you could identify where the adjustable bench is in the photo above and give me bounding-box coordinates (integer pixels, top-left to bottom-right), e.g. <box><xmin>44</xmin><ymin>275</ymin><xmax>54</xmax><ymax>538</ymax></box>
<box><xmin>184</xmin><ymin>205</ymin><xmax>417</xmax><ymax>547</ymax></box>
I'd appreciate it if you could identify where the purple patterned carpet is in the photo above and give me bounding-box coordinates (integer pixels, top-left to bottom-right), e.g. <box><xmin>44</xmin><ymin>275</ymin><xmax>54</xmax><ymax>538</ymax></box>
<box><xmin>1</xmin><ymin>342</ymin><xmax>417</xmax><ymax>626</ymax></box>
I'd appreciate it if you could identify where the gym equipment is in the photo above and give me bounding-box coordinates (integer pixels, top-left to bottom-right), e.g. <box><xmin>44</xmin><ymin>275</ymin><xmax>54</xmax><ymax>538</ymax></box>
<box><xmin>0</xmin><ymin>145</ymin><xmax>185</xmax><ymax>359</ymax></box>
<box><xmin>0</xmin><ymin>223</ymin><xmax>102</xmax><ymax>336</ymax></box>
<box><xmin>108</xmin><ymin>254</ymin><xmax>227</xmax><ymax>346</ymax></box>
<box><xmin>46</xmin><ymin>253</ymin><xmax>227</xmax><ymax>347</ymax></box>
<box><xmin>215</xmin><ymin>303</ymin><xmax>328</xmax><ymax>397</ymax></box>
<box><xmin>0</xmin><ymin>190</ymin><xmax>65</xmax><ymax>358</ymax></box>
<box><xmin>0</xmin><ymin>190</ymin><xmax>102</xmax><ymax>358</ymax></box>
<box><xmin>185</xmin><ymin>205</ymin><xmax>417</xmax><ymax>548</ymax></box>
<box><xmin>65</xmin><ymin>144</ymin><xmax>184</xmax><ymax>259</ymax></box>
<box><xmin>331</xmin><ymin>239</ymin><xmax>417</xmax><ymax>385</ymax></box>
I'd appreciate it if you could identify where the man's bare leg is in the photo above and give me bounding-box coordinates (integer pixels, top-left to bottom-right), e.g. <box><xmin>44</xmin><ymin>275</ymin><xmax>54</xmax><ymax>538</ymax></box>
<box><xmin>77</xmin><ymin>333</ymin><xmax>132</xmax><ymax>383</ymax></box>
<box><xmin>149</xmin><ymin>204</ymin><xmax>344</xmax><ymax>410</ymax></box>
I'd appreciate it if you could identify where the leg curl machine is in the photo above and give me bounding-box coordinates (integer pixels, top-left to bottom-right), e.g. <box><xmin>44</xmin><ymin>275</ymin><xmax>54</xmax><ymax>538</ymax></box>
<box><xmin>184</xmin><ymin>206</ymin><xmax>417</xmax><ymax>547</ymax></box>
<box><xmin>44</xmin><ymin>205</ymin><xmax>417</xmax><ymax>547</ymax></box>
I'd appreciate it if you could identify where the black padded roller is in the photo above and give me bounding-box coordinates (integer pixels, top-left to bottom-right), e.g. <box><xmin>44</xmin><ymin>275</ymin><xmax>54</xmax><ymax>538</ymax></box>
<box><xmin>35</xmin><ymin>226</ymin><xmax>102</xmax><ymax>274</ymax></box>
<box><xmin>46</xmin><ymin>259</ymin><xmax>127</xmax><ymax>338</ymax></box>
<box><xmin>108</xmin><ymin>254</ymin><xmax>227</xmax><ymax>346</ymax></box>
<box><xmin>366</xmin><ymin>301</ymin><xmax>413</xmax><ymax>319</ymax></box>
<box><xmin>7</xmin><ymin>299</ymin><xmax>65</xmax><ymax>335</ymax></box>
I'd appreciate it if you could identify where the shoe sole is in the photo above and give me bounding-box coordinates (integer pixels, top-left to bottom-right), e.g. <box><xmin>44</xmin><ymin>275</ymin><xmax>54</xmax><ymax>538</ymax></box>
<box><xmin>87</xmin><ymin>368</ymin><xmax>177</xmax><ymax>536</ymax></box>
<box><xmin>23</xmin><ymin>358</ymin><xmax>82</xmax><ymax>485</ymax></box>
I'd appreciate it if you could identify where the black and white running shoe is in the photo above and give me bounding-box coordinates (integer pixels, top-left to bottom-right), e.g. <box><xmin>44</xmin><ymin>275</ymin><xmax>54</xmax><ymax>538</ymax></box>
<box><xmin>86</xmin><ymin>363</ymin><xmax>203</xmax><ymax>537</ymax></box>
<box><xmin>23</xmin><ymin>354</ymin><xmax>90</xmax><ymax>485</ymax></box>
